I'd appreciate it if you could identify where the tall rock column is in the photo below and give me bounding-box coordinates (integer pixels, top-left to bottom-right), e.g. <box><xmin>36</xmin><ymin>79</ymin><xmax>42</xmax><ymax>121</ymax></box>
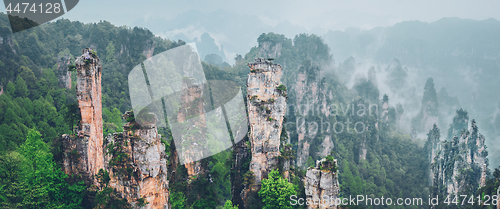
<box><xmin>243</xmin><ymin>58</ymin><xmax>287</xmax><ymax>201</ymax></box>
<box><xmin>176</xmin><ymin>80</ymin><xmax>207</xmax><ymax>178</ymax></box>
<box><xmin>76</xmin><ymin>48</ymin><xmax>104</xmax><ymax>180</ymax></box>
<box><xmin>103</xmin><ymin>111</ymin><xmax>169</xmax><ymax>209</ymax></box>
<box><xmin>62</xmin><ymin>48</ymin><xmax>104</xmax><ymax>184</ymax></box>
<box><xmin>70</xmin><ymin>48</ymin><xmax>104</xmax><ymax>181</ymax></box>
<box><xmin>305</xmin><ymin>158</ymin><xmax>340</xmax><ymax>209</ymax></box>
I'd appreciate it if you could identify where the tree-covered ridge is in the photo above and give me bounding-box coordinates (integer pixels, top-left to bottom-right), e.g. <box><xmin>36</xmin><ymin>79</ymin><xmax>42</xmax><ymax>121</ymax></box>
<box><xmin>234</xmin><ymin>32</ymin><xmax>431</xmax><ymax>208</ymax></box>
<box><xmin>323</xmin><ymin>19</ymin><xmax>500</xmax><ymax>166</ymax></box>
<box><xmin>0</xmin><ymin>12</ymin><xmax>184</xmax><ymax>151</ymax></box>
<box><xmin>0</xmin><ymin>14</ymin><xmax>498</xmax><ymax>209</ymax></box>
<box><xmin>427</xmin><ymin>110</ymin><xmax>496</xmax><ymax>209</ymax></box>
<box><xmin>0</xmin><ymin>13</ymin><xmax>184</xmax><ymax>208</ymax></box>
<box><xmin>240</xmin><ymin>32</ymin><xmax>496</xmax><ymax>209</ymax></box>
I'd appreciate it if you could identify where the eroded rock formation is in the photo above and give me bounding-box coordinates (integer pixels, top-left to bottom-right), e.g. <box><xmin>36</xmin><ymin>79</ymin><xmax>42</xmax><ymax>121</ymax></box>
<box><xmin>56</xmin><ymin>52</ymin><xmax>72</xmax><ymax>89</ymax></box>
<box><xmin>480</xmin><ymin>163</ymin><xmax>487</xmax><ymax>187</ymax></box>
<box><xmin>305</xmin><ymin>158</ymin><xmax>340</xmax><ymax>209</ymax></box>
<box><xmin>76</xmin><ymin>48</ymin><xmax>104</xmax><ymax>180</ymax></box>
<box><xmin>62</xmin><ymin>48</ymin><xmax>169</xmax><ymax>208</ymax></box>
<box><xmin>242</xmin><ymin>58</ymin><xmax>287</xmax><ymax>203</ymax></box>
<box><xmin>412</xmin><ymin>77</ymin><xmax>439</xmax><ymax>134</ymax></box>
<box><xmin>429</xmin><ymin>119</ymin><xmax>488</xmax><ymax>195</ymax></box>
<box><xmin>292</xmin><ymin>64</ymin><xmax>336</xmax><ymax>168</ymax></box>
<box><xmin>62</xmin><ymin>48</ymin><xmax>103</xmax><ymax>183</ymax></box>
<box><xmin>175</xmin><ymin>80</ymin><xmax>207</xmax><ymax>178</ymax></box>
<box><xmin>231</xmin><ymin>137</ymin><xmax>251</xmax><ymax>208</ymax></box>
<box><xmin>103</xmin><ymin>111</ymin><xmax>169</xmax><ymax>209</ymax></box>
<box><xmin>259</xmin><ymin>41</ymin><xmax>282</xmax><ymax>58</ymax></box>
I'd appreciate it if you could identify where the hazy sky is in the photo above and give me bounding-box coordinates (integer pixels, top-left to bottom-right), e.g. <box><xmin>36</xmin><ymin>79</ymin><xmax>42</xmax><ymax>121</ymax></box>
<box><xmin>2</xmin><ymin>0</ymin><xmax>500</xmax><ymax>31</ymax></box>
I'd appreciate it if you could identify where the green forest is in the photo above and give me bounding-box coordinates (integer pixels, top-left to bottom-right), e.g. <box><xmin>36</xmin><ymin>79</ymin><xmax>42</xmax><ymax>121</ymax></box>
<box><xmin>0</xmin><ymin>12</ymin><xmax>499</xmax><ymax>209</ymax></box>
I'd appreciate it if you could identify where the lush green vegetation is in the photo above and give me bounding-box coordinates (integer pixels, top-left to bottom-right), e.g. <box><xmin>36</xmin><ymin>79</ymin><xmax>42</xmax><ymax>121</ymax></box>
<box><xmin>258</xmin><ymin>169</ymin><xmax>297</xmax><ymax>209</ymax></box>
<box><xmin>0</xmin><ymin>13</ymin><xmax>181</xmax><ymax>208</ymax></box>
<box><xmin>0</xmin><ymin>129</ymin><xmax>86</xmax><ymax>208</ymax></box>
<box><xmin>1</xmin><ymin>13</ymin><xmax>498</xmax><ymax>209</ymax></box>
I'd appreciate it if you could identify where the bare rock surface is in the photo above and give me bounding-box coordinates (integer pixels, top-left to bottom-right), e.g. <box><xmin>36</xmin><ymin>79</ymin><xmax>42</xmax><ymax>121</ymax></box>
<box><xmin>63</xmin><ymin>48</ymin><xmax>103</xmax><ymax>183</ymax></box>
<box><xmin>305</xmin><ymin>159</ymin><xmax>340</xmax><ymax>209</ymax></box>
<box><xmin>430</xmin><ymin>120</ymin><xmax>488</xmax><ymax>195</ymax></box>
<box><xmin>56</xmin><ymin>52</ymin><xmax>72</xmax><ymax>89</ymax></box>
<box><xmin>62</xmin><ymin>48</ymin><xmax>169</xmax><ymax>208</ymax></box>
<box><xmin>242</xmin><ymin>58</ymin><xmax>287</xmax><ymax>206</ymax></box>
<box><xmin>103</xmin><ymin>111</ymin><xmax>169</xmax><ymax>209</ymax></box>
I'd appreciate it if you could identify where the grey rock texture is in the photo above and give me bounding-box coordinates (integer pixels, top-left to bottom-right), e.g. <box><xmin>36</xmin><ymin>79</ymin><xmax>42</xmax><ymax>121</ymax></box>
<box><xmin>56</xmin><ymin>53</ymin><xmax>72</xmax><ymax>89</ymax></box>
<box><xmin>231</xmin><ymin>138</ymin><xmax>251</xmax><ymax>208</ymax></box>
<box><xmin>62</xmin><ymin>48</ymin><xmax>168</xmax><ymax>208</ymax></box>
<box><xmin>103</xmin><ymin>111</ymin><xmax>169</xmax><ymax>209</ymax></box>
<box><xmin>247</xmin><ymin>58</ymin><xmax>287</xmax><ymax>185</ymax></box>
<box><xmin>242</xmin><ymin>58</ymin><xmax>287</xmax><ymax>206</ymax></box>
<box><xmin>430</xmin><ymin>120</ymin><xmax>488</xmax><ymax>195</ymax></box>
<box><xmin>305</xmin><ymin>159</ymin><xmax>340</xmax><ymax>209</ymax></box>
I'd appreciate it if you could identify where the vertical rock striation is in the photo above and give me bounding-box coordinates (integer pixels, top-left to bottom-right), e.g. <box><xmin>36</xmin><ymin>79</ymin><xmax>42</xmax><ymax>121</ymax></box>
<box><xmin>76</xmin><ymin>48</ymin><xmax>104</xmax><ymax>180</ymax></box>
<box><xmin>103</xmin><ymin>111</ymin><xmax>169</xmax><ymax>209</ymax></box>
<box><xmin>62</xmin><ymin>48</ymin><xmax>103</xmax><ymax>183</ymax></box>
<box><xmin>305</xmin><ymin>158</ymin><xmax>340</xmax><ymax>209</ymax></box>
<box><xmin>56</xmin><ymin>52</ymin><xmax>72</xmax><ymax>89</ymax></box>
<box><xmin>412</xmin><ymin>77</ymin><xmax>439</xmax><ymax>135</ymax></box>
<box><xmin>243</xmin><ymin>58</ymin><xmax>287</xmax><ymax>203</ymax></box>
<box><xmin>480</xmin><ymin>163</ymin><xmax>487</xmax><ymax>187</ymax></box>
<box><xmin>259</xmin><ymin>42</ymin><xmax>282</xmax><ymax>58</ymax></box>
<box><xmin>62</xmin><ymin>48</ymin><xmax>169</xmax><ymax>208</ymax></box>
<box><xmin>429</xmin><ymin>119</ymin><xmax>488</xmax><ymax>195</ymax></box>
<box><xmin>175</xmin><ymin>80</ymin><xmax>207</xmax><ymax>178</ymax></box>
<box><xmin>231</xmin><ymin>137</ymin><xmax>251</xmax><ymax>208</ymax></box>
<box><xmin>292</xmin><ymin>64</ymin><xmax>336</xmax><ymax>168</ymax></box>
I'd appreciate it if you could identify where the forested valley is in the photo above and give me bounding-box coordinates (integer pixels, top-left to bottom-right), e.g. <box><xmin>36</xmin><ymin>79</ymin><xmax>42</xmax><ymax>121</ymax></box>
<box><xmin>0</xmin><ymin>12</ymin><xmax>499</xmax><ymax>209</ymax></box>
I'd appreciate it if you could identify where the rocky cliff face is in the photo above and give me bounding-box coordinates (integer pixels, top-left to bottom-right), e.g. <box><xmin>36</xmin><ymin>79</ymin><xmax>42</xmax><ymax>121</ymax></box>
<box><xmin>76</xmin><ymin>48</ymin><xmax>104</xmax><ymax>180</ymax></box>
<box><xmin>292</xmin><ymin>65</ymin><xmax>336</xmax><ymax>168</ymax></box>
<box><xmin>305</xmin><ymin>158</ymin><xmax>340</xmax><ymax>209</ymax></box>
<box><xmin>175</xmin><ymin>80</ymin><xmax>207</xmax><ymax>178</ymax></box>
<box><xmin>412</xmin><ymin>78</ymin><xmax>439</xmax><ymax>135</ymax></box>
<box><xmin>231</xmin><ymin>137</ymin><xmax>251</xmax><ymax>208</ymax></box>
<box><xmin>242</xmin><ymin>58</ymin><xmax>287</xmax><ymax>203</ymax></box>
<box><xmin>56</xmin><ymin>53</ymin><xmax>72</xmax><ymax>89</ymax></box>
<box><xmin>103</xmin><ymin>111</ymin><xmax>169</xmax><ymax>209</ymax></box>
<box><xmin>62</xmin><ymin>48</ymin><xmax>169</xmax><ymax>208</ymax></box>
<box><xmin>429</xmin><ymin>120</ymin><xmax>488</xmax><ymax>195</ymax></box>
<box><xmin>62</xmin><ymin>48</ymin><xmax>103</xmax><ymax>183</ymax></box>
<box><xmin>259</xmin><ymin>42</ymin><xmax>282</xmax><ymax>58</ymax></box>
<box><xmin>255</xmin><ymin>35</ymin><xmax>341</xmax><ymax>170</ymax></box>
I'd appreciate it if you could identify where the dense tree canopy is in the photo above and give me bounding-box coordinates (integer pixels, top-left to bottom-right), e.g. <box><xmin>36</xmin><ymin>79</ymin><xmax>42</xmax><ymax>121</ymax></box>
<box><xmin>258</xmin><ymin>169</ymin><xmax>297</xmax><ymax>209</ymax></box>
